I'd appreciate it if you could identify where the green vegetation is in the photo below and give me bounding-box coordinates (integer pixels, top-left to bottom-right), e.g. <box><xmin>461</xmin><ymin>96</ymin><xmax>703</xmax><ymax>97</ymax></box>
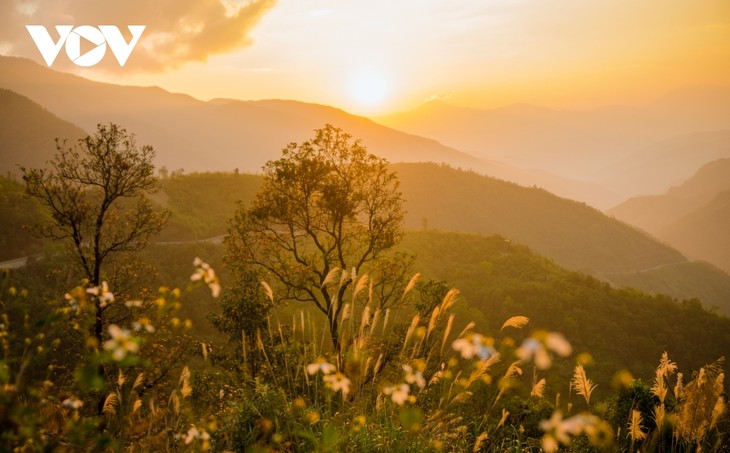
<box><xmin>1</xmin><ymin>125</ymin><xmax>729</xmax><ymax>451</ymax></box>
<box><xmin>159</xmin><ymin>172</ymin><xmax>261</xmax><ymax>241</ymax></box>
<box><xmin>0</xmin><ymin>176</ymin><xmax>47</xmax><ymax>260</ymax></box>
<box><xmin>151</xmin><ymin>164</ymin><xmax>730</xmax><ymax>314</ymax></box>
<box><xmin>393</xmin><ymin>162</ymin><xmax>684</xmax><ymax>274</ymax></box>
<box><xmin>598</xmin><ymin>260</ymin><xmax>730</xmax><ymax>315</ymax></box>
<box><xmin>399</xmin><ymin>231</ymin><xmax>730</xmax><ymax>394</ymax></box>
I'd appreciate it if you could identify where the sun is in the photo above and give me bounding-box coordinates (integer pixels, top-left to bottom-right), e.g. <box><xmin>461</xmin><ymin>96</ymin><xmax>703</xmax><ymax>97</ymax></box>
<box><xmin>349</xmin><ymin>70</ymin><xmax>390</xmax><ymax>110</ymax></box>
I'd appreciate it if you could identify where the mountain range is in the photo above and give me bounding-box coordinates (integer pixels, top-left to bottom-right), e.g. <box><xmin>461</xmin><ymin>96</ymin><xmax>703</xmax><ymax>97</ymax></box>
<box><xmin>0</xmin><ymin>56</ymin><xmax>622</xmax><ymax>208</ymax></box>
<box><xmin>608</xmin><ymin>158</ymin><xmax>730</xmax><ymax>274</ymax></box>
<box><xmin>378</xmin><ymin>88</ymin><xmax>730</xmax><ymax>204</ymax></box>
<box><xmin>2</xmin><ymin>55</ymin><xmax>730</xmax><ymax>314</ymax></box>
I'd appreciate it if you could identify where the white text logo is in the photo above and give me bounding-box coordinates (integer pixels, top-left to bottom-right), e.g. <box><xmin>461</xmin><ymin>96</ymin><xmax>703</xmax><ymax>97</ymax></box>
<box><xmin>26</xmin><ymin>25</ymin><xmax>146</xmax><ymax>67</ymax></box>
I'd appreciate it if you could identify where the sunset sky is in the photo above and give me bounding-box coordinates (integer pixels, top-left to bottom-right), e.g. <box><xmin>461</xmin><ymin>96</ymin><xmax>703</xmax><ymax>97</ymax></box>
<box><xmin>3</xmin><ymin>0</ymin><xmax>729</xmax><ymax>114</ymax></box>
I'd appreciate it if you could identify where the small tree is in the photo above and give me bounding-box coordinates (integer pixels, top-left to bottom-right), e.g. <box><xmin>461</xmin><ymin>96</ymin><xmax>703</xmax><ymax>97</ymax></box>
<box><xmin>22</xmin><ymin>123</ymin><xmax>168</xmax><ymax>345</ymax></box>
<box><xmin>227</xmin><ymin>124</ymin><xmax>406</xmax><ymax>353</ymax></box>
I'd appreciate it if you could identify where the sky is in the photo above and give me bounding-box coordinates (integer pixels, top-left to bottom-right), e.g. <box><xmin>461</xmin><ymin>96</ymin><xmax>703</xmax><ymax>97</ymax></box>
<box><xmin>2</xmin><ymin>0</ymin><xmax>729</xmax><ymax>114</ymax></box>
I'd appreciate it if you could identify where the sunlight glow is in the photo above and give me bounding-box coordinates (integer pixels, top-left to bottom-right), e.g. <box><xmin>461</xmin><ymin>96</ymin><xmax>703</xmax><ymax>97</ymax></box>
<box><xmin>349</xmin><ymin>70</ymin><xmax>390</xmax><ymax>108</ymax></box>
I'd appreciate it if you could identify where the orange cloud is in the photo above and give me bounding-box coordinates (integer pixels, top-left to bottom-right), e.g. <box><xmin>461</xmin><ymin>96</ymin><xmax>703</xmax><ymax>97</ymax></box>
<box><xmin>0</xmin><ymin>0</ymin><xmax>277</xmax><ymax>71</ymax></box>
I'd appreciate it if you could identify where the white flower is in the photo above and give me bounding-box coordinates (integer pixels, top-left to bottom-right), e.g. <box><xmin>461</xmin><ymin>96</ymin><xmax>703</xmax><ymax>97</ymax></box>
<box><xmin>132</xmin><ymin>317</ymin><xmax>155</xmax><ymax>333</ymax></box>
<box><xmin>209</xmin><ymin>282</ymin><xmax>221</xmax><ymax>298</ymax></box>
<box><xmin>383</xmin><ymin>383</ymin><xmax>411</xmax><ymax>405</ymax></box>
<box><xmin>87</xmin><ymin>282</ymin><xmax>115</xmax><ymax>307</ymax></box>
<box><xmin>403</xmin><ymin>364</ymin><xmax>426</xmax><ymax>389</ymax></box>
<box><xmin>323</xmin><ymin>372</ymin><xmax>351</xmax><ymax>396</ymax></box>
<box><xmin>452</xmin><ymin>333</ymin><xmax>497</xmax><ymax>360</ymax></box>
<box><xmin>540</xmin><ymin>411</ymin><xmax>600</xmax><ymax>451</ymax></box>
<box><xmin>546</xmin><ymin>332</ymin><xmax>572</xmax><ymax>357</ymax></box>
<box><xmin>62</xmin><ymin>397</ymin><xmax>83</xmax><ymax>409</ymax></box>
<box><xmin>103</xmin><ymin>324</ymin><xmax>139</xmax><ymax>361</ymax></box>
<box><xmin>191</xmin><ymin>258</ymin><xmax>221</xmax><ymax>298</ymax></box>
<box><xmin>517</xmin><ymin>332</ymin><xmax>573</xmax><ymax>370</ymax></box>
<box><xmin>65</xmin><ymin>293</ymin><xmax>78</xmax><ymax>311</ymax></box>
<box><xmin>182</xmin><ymin>425</ymin><xmax>209</xmax><ymax>445</ymax></box>
<box><xmin>517</xmin><ymin>338</ymin><xmax>551</xmax><ymax>369</ymax></box>
<box><xmin>306</xmin><ymin>358</ymin><xmax>336</xmax><ymax>376</ymax></box>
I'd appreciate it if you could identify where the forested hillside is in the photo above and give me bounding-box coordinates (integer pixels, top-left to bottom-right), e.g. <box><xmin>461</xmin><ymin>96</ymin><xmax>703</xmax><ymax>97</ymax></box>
<box><xmin>399</xmin><ymin>231</ymin><xmax>730</xmax><ymax>392</ymax></box>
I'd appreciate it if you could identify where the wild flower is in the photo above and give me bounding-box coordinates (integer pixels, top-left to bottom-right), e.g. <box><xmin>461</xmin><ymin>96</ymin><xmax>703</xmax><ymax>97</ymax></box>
<box><xmin>64</xmin><ymin>292</ymin><xmax>79</xmax><ymax>311</ymax></box>
<box><xmin>103</xmin><ymin>324</ymin><xmax>139</xmax><ymax>361</ymax></box>
<box><xmin>323</xmin><ymin>372</ymin><xmax>351</xmax><ymax>396</ymax></box>
<box><xmin>540</xmin><ymin>411</ymin><xmax>602</xmax><ymax>452</ymax></box>
<box><xmin>516</xmin><ymin>338</ymin><xmax>550</xmax><ymax>369</ymax></box>
<box><xmin>182</xmin><ymin>425</ymin><xmax>210</xmax><ymax>445</ymax></box>
<box><xmin>132</xmin><ymin>316</ymin><xmax>155</xmax><ymax>333</ymax></box>
<box><xmin>383</xmin><ymin>383</ymin><xmax>411</xmax><ymax>406</ymax></box>
<box><xmin>403</xmin><ymin>364</ymin><xmax>426</xmax><ymax>389</ymax></box>
<box><xmin>352</xmin><ymin>415</ymin><xmax>367</xmax><ymax>432</ymax></box>
<box><xmin>545</xmin><ymin>332</ymin><xmax>572</xmax><ymax>356</ymax></box>
<box><xmin>191</xmin><ymin>257</ymin><xmax>221</xmax><ymax>298</ymax></box>
<box><xmin>452</xmin><ymin>333</ymin><xmax>497</xmax><ymax>360</ymax></box>
<box><xmin>62</xmin><ymin>397</ymin><xmax>83</xmax><ymax>409</ymax></box>
<box><xmin>307</xmin><ymin>358</ymin><xmax>336</xmax><ymax>375</ymax></box>
<box><xmin>87</xmin><ymin>281</ymin><xmax>115</xmax><ymax>307</ymax></box>
<box><xmin>516</xmin><ymin>332</ymin><xmax>572</xmax><ymax>369</ymax></box>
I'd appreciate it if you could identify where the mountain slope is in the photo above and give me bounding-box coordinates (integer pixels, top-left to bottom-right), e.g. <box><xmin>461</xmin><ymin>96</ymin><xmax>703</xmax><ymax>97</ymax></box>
<box><xmin>608</xmin><ymin>159</ymin><xmax>730</xmax><ymax>273</ymax></box>
<box><xmin>153</xmin><ymin>166</ymin><xmax>730</xmax><ymax>314</ymax></box>
<box><xmin>0</xmin><ymin>88</ymin><xmax>87</xmax><ymax>175</ymax></box>
<box><xmin>393</xmin><ymin>163</ymin><xmax>683</xmax><ymax>274</ymax></box>
<box><xmin>608</xmin><ymin>158</ymin><xmax>730</xmax><ymax>230</ymax></box>
<box><xmin>598</xmin><ymin>130</ymin><xmax>730</xmax><ymax>198</ymax></box>
<box><xmin>400</xmin><ymin>230</ymin><xmax>730</xmax><ymax>391</ymax></box>
<box><xmin>657</xmin><ymin>191</ymin><xmax>730</xmax><ymax>273</ymax></box>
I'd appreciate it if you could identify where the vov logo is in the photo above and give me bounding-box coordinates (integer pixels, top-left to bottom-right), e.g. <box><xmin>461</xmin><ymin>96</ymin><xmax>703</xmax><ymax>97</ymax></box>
<box><xmin>26</xmin><ymin>25</ymin><xmax>146</xmax><ymax>67</ymax></box>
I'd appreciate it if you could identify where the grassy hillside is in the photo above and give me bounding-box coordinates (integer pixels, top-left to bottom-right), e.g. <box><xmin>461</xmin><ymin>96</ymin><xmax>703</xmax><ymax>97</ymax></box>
<box><xmin>0</xmin><ymin>88</ymin><xmax>86</xmax><ymax>175</ymax></box>
<box><xmin>399</xmin><ymin>230</ymin><xmax>730</xmax><ymax>393</ymax></box>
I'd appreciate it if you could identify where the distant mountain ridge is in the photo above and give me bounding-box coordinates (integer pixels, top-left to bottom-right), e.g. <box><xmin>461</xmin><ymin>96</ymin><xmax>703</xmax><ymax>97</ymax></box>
<box><xmin>377</xmin><ymin>86</ymin><xmax>730</xmax><ymax>202</ymax></box>
<box><xmin>608</xmin><ymin>159</ymin><xmax>730</xmax><ymax>273</ymax></box>
<box><xmin>0</xmin><ymin>55</ymin><xmax>617</xmax><ymax>208</ymax></box>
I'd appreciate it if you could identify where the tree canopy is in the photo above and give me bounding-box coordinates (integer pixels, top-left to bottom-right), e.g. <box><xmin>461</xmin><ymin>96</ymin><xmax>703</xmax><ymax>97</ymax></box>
<box><xmin>227</xmin><ymin>124</ymin><xmax>406</xmax><ymax>352</ymax></box>
<box><xmin>22</xmin><ymin>123</ymin><xmax>168</xmax><ymax>344</ymax></box>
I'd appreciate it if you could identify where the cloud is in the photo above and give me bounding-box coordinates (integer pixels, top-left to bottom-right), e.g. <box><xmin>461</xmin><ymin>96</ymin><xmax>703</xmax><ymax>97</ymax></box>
<box><xmin>0</xmin><ymin>0</ymin><xmax>277</xmax><ymax>71</ymax></box>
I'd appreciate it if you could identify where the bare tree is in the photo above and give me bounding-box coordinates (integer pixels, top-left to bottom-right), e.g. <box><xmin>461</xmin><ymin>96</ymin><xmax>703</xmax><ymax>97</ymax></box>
<box><xmin>22</xmin><ymin>123</ymin><xmax>169</xmax><ymax>345</ymax></box>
